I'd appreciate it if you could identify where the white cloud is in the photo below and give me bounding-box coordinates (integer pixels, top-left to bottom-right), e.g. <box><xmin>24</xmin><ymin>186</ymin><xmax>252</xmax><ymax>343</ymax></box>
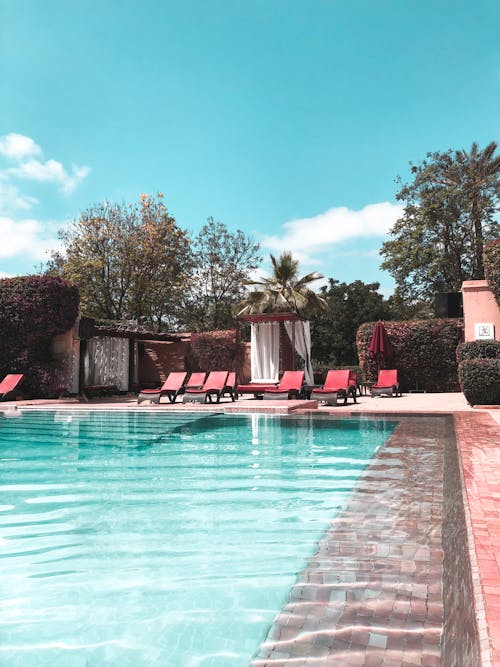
<box><xmin>0</xmin><ymin>132</ymin><xmax>90</xmax><ymax>194</ymax></box>
<box><xmin>246</xmin><ymin>265</ymin><xmax>270</xmax><ymax>284</ymax></box>
<box><xmin>0</xmin><ymin>182</ymin><xmax>38</xmax><ymax>212</ymax></box>
<box><xmin>6</xmin><ymin>159</ymin><xmax>90</xmax><ymax>194</ymax></box>
<box><xmin>0</xmin><ymin>133</ymin><xmax>89</xmax><ymax>274</ymax></box>
<box><xmin>0</xmin><ymin>133</ymin><xmax>42</xmax><ymax>161</ymax></box>
<box><xmin>0</xmin><ymin>216</ymin><xmax>63</xmax><ymax>261</ymax></box>
<box><xmin>378</xmin><ymin>285</ymin><xmax>395</xmax><ymax>299</ymax></box>
<box><xmin>262</xmin><ymin>202</ymin><xmax>404</xmax><ymax>263</ymax></box>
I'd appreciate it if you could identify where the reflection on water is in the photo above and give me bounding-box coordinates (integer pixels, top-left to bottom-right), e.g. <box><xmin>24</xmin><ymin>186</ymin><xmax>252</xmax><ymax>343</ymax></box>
<box><xmin>0</xmin><ymin>410</ymin><xmax>395</xmax><ymax>667</ymax></box>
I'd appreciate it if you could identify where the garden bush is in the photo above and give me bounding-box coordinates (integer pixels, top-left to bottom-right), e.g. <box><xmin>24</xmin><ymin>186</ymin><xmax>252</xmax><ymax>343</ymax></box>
<box><xmin>189</xmin><ymin>329</ymin><xmax>246</xmax><ymax>374</ymax></box>
<box><xmin>312</xmin><ymin>364</ymin><xmax>363</xmax><ymax>383</ymax></box>
<box><xmin>457</xmin><ymin>340</ymin><xmax>500</xmax><ymax>405</ymax></box>
<box><xmin>459</xmin><ymin>359</ymin><xmax>500</xmax><ymax>405</ymax></box>
<box><xmin>0</xmin><ymin>275</ymin><xmax>79</xmax><ymax>397</ymax></box>
<box><xmin>457</xmin><ymin>340</ymin><xmax>500</xmax><ymax>362</ymax></box>
<box><xmin>356</xmin><ymin>319</ymin><xmax>464</xmax><ymax>392</ymax></box>
<box><xmin>484</xmin><ymin>239</ymin><xmax>500</xmax><ymax>311</ymax></box>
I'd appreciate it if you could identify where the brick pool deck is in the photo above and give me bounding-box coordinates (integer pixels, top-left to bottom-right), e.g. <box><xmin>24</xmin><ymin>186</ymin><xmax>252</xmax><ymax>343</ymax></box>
<box><xmin>454</xmin><ymin>412</ymin><xmax>500</xmax><ymax>667</ymax></box>
<box><xmin>2</xmin><ymin>392</ymin><xmax>499</xmax><ymax>666</ymax></box>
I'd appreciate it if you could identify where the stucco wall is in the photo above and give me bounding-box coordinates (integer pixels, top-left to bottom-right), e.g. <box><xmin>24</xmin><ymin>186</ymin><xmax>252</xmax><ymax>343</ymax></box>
<box><xmin>138</xmin><ymin>338</ymin><xmax>252</xmax><ymax>387</ymax></box>
<box><xmin>462</xmin><ymin>280</ymin><xmax>500</xmax><ymax>342</ymax></box>
<box><xmin>139</xmin><ymin>341</ymin><xmax>189</xmax><ymax>386</ymax></box>
<box><xmin>51</xmin><ymin>323</ymin><xmax>80</xmax><ymax>394</ymax></box>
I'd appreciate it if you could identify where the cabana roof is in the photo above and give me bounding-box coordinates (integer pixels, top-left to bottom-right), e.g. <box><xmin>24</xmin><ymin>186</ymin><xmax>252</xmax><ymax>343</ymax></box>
<box><xmin>79</xmin><ymin>316</ymin><xmax>181</xmax><ymax>342</ymax></box>
<box><xmin>238</xmin><ymin>312</ymin><xmax>306</xmax><ymax>323</ymax></box>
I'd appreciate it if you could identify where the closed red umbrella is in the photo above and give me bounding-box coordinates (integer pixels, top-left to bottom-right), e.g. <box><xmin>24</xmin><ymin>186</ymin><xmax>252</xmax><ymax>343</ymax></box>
<box><xmin>368</xmin><ymin>321</ymin><xmax>392</xmax><ymax>372</ymax></box>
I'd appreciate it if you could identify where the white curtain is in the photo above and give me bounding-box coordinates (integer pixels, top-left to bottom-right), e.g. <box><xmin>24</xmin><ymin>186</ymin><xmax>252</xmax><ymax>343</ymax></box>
<box><xmin>132</xmin><ymin>340</ymin><xmax>139</xmax><ymax>386</ymax></box>
<box><xmin>68</xmin><ymin>339</ymin><xmax>80</xmax><ymax>394</ymax></box>
<box><xmin>85</xmin><ymin>337</ymin><xmax>130</xmax><ymax>391</ymax></box>
<box><xmin>284</xmin><ymin>320</ymin><xmax>314</xmax><ymax>385</ymax></box>
<box><xmin>250</xmin><ymin>322</ymin><xmax>280</xmax><ymax>382</ymax></box>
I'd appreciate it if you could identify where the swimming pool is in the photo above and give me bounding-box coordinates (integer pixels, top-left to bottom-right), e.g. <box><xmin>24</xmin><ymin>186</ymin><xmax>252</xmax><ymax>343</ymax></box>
<box><xmin>0</xmin><ymin>410</ymin><xmax>396</xmax><ymax>666</ymax></box>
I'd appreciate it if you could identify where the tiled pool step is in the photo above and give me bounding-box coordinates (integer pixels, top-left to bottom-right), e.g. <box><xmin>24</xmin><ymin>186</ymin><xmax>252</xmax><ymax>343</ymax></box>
<box><xmin>252</xmin><ymin>415</ymin><xmax>477</xmax><ymax>666</ymax></box>
<box><xmin>224</xmin><ymin>399</ymin><xmax>319</xmax><ymax>414</ymax></box>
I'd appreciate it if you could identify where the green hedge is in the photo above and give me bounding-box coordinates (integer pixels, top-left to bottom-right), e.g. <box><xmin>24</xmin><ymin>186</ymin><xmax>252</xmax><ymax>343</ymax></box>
<box><xmin>457</xmin><ymin>340</ymin><xmax>500</xmax><ymax>405</ymax></box>
<box><xmin>457</xmin><ymin>340</ymin><xmax>500</xmax><ymax>362</ymax></box>
<box><xmin>0</xmin><ymin>275</ymin><xmax>79</xmax><ymax>397</ymax></box>
<box><xmin>459</xmin><ymin>359</ymin><xmax>500</xmax><ymax>405</ymax></box>
<box><xmin>189</xmin><ymin>329</ymin><xmax>246</xmax><ymax>374</ymax></box>
<box><xmin>484</xmin><ymin>239</ymin><xmax>500</xmax><ymax>311</ymax></box>
<box><xmin>356</xmin><ymin>319</ymin><xmax>464</xmax><ymax>392</ymax></box>
<box><xmin>312</xmin><ymin>365</ymin><xmax>363</xmax><ymax>383</ymax></box>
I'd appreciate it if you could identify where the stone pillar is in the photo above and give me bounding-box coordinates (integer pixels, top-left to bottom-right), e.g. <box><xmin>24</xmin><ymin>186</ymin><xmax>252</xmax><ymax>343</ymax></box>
<box><xmin>461</xmin><ymin>280</ymin><xmax>500</xmax><ymax>342</ymax></box>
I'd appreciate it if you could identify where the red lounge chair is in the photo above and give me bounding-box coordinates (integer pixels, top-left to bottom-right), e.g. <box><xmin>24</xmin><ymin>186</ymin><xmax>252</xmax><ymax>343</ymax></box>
<box><xmin>221</xmin><ymin>372</ymin><xmax>237</xmax><ymax>401</ymax></box>
<box><xmin>349</xmin><ymin>369</ymin><xmax>359</xmax><ymax>397</ymax></box>
<box><xmin>137</xmin><ymin>372</ymin><xmax>187</xmax><ymax>404</ymax></box>
<box><xmin>182</xmin><ymin>371</ymin><xmax>229</xmax><ymax>404</ymax></box>
<box><xmin>0</xmin><ymin>374</ymin><xmax>24</xmax><ymax>401</ymax></box>
<box><xmin>311</xmin><ymin>369</ymin><xmax>357</xmax><ymax>406</ymax></box>
<box><xmin>371</xmin><ymin>369</ymin><xmax>401</xmax><ymax>397</ymax></box>
<box><xmin>263</xmin><ymin>370</ymin><xmax>304</xmax><ymax>400</ymax></box>
<box><xmin>184</xmin><ymin>372</ymin><xmax>206</xmax><ymax>390</ymax></box>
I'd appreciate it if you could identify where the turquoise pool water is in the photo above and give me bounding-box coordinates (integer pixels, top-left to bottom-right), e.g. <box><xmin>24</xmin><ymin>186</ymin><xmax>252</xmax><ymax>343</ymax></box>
<box><xmin>0</xmin><ymin>410</ymin><xmax>396</xmax><ymax>666</ymax></box>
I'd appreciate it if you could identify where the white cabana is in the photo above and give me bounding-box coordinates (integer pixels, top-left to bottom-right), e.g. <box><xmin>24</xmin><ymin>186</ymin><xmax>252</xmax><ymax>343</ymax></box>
<box><xmin>284</xmin><ymin>319</ymin><xmax>313</xmax><ymax>385</ymax></box>
<box><xmin>241</xmin><ymin>312</ymin><xmax>314</xmax><ymax>385</ymax></box>
<box><xmin>250</xmin><ymin>321</ymin><xmax>280</xmax><ymax>382</ymax></box>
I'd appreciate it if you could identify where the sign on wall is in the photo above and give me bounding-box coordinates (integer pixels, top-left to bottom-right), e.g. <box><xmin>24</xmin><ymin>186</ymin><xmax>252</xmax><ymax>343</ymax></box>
<box><xmin>474</xmin><ymin>323</ymin><xmax>495</xmax><ymax>340</ymax></box>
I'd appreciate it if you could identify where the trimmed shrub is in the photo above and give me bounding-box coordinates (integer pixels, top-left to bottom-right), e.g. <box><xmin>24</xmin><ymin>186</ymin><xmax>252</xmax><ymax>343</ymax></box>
<box><xmin>457</xmin><ymin>340</ymin><xmax>500</xmax><ymax>405</ymax></box>
<box><xmin>312</xmin><ymin>364</ymin><xmax>363</xmax><ymax>382</ymax></box>
<box><xmin>484</xmin><ymin>239</ymin><xmax>500</xmax><ymax>311</ymax></box>
<box><xmin>459</xmin><ymin>359</ymin><xmax>500</xmax><ymax>405</ymax></box>
<box><xmin>0</xmin><ymin>275</ymin><xmax>79</xmax><ymax>397</ymax></box>
<box><xmin>189</xmin><ymin>330</ymin><xmax>246</xmax><ymax>374</ymax></box>
<box><xmin>356</xmin><ymin>319</ymin><xmax>464</xmax><ymax>392</ymax></box>
<box><xmin>457</xmin><ymin>340</ymin><xmax>500</xmax><ymax>362</ymax></box>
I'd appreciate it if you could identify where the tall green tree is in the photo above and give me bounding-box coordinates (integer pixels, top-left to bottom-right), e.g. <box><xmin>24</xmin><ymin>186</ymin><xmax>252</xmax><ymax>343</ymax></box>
<box><xmin>179</xmin><ymin>218</ymin><xmax>261</xmax><ymax>331</ymax></box>
<box><xmin>310</xmin><ymin>279</ymin><xmax>392</xmax><ymax>367</ymax></box>
<box><xmin>448</xmin><ymin>142</ymin><xmax>500</xmax><ymax>277</ymax></box>
<box><xmin>47</xmin><ymin>194</ymin><xmax>193</xmax><ymax>330</ymax></box>
<box><xmin>237</xmin><ymin>251</ymin><xmax>327</xmax><ymax>317</ymax></box>
<box><xmin>380</xmin><ymin>142</ymin><xmax>500</xmax><ymax>303</ymax></box>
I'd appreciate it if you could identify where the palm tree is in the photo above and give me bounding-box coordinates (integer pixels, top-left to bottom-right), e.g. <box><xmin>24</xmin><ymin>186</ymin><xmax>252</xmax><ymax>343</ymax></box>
<box><xmin>237</xmin><ymin>251</ymin><xmax>328</xmax><ymax>317</ymax></box>
<box><xmin>449</xmin><ymin>141</ymin><xmax>500</xmax><ymax>278</ymax></box>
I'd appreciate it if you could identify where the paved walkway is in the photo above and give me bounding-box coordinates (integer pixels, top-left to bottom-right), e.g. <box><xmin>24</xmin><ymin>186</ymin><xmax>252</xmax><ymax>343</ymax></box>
<box><xmin>454</xmin><ymin>412</ymin><xmax>500</xmax><ymax>667</ymax></box>
<box><xmin>3</xmin><ymin>389</ymin><xmax>494</xmax><ymax>414</ymax></box>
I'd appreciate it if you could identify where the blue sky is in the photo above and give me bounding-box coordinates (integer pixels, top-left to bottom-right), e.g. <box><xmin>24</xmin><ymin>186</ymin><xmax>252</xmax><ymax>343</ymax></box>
<box><xmin>1</xmin><ymin>0</ymin><xmax>499</xmax><ymax>294</ymax></box>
